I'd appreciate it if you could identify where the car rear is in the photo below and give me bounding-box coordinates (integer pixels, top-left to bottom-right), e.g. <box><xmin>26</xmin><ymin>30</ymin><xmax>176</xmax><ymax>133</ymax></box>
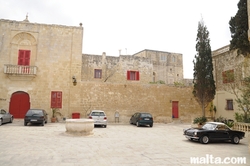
<box><xmin>138</xmin><ymin>113</ymin><xmax>153</xmax><ymax>127</ymax></box>
<box><xmin>88</xmin><ymin>110</ymin><xmax>107</xmax><ymax>128</ymax></box>
<box><xmin>24</xmin><ymin>109</ymin><xmax>47</xmax><ymax>126</ymax></box>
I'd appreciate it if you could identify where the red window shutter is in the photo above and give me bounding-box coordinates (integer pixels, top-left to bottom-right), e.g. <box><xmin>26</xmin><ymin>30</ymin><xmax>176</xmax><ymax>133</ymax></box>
<box><xmin>51</xmin><ymin>91</ymin><xmax>62</xmax><ymax>108</ymax></box>
<box><xmin>18</xmin><ymin>50</ymin><xmax>30</xmax><ymax>65</ymax></box>
<box><xmin>18</xmin><ymin>50</ymin><xmax>25</xmax><ymax>65</ymax></box>
<box><xmin>127</xmin><ymin>71</ymin><xmax>130</xmax><ymax>80</ymax></box>
<box><xmin>24</xmin><ymin>51</ymin><xmax>30</xmax><ymax>65</ymax></box>
<box><xmin>136</xmin><ymin>71</ymin><xmax>140</xmax><ymax>81</ymax></box>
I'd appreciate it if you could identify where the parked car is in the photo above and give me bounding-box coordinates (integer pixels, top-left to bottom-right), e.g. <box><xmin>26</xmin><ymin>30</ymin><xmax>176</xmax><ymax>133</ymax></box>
<box><xmin>0</xmin><ymin>109</ymin><xmax>14</xmax><ymax>126</ymax></box>
<box><xmin>130</xmin><ymin>112</ymin><xmax>153</xmax><ymax>127</ymax></box>
<box><xmin>183</xmin><ymin>122</ymin><xmax>245</xmax><ymax>144</ymax></box>
<box><xmin>88</xmin><ymin>110</ymin><xmax>107</xmax><ymax>128</ymax></box>
<box><xmin>24</xmin><ymin>109</ymin><xmax>48</xmax><ymax>126</ymax></box>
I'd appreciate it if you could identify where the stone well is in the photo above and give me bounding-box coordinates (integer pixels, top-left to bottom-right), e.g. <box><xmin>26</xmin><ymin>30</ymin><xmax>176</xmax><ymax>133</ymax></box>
<box><xmin>65</xmin><ymin>119</ymin><xmax>94</xmax><ymax>135</ymax></box>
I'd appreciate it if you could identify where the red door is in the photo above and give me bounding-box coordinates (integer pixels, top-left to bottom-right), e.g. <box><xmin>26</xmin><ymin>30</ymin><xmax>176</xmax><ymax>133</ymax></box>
<box><xmin>9</xmin><ymin>91</ymin><xmax>30</xmax><ymax>118</ymax></box>
<box><xmin>172</xmin><ymin>101</ymin><xmax>179</xmax><ymax>118</ymax></box>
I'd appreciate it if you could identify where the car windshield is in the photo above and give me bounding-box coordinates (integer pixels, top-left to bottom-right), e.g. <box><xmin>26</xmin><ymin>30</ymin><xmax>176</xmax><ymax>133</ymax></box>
<box><xmin>27</xmin><ymin>110</ymin><xmax>43</xmax><ymax>116</ymax></box>
<box><xmin>202</xmin><ymin>123</ymin><xmax>216</xmax><ymax>130</ymax></box>
<box><xmin>141</xmin><ymin>113</ymin><xmax>152</xmax><ymax>118</ymax></box>
<box><xmin>91</xmin><ymin>112</ymin><xmax>105</xmax><ymax>116</ymax></box>
<box><xmin>0</xmin><ymin>109</ymin><xmax>6</xmax><ymax>114</ymax></box>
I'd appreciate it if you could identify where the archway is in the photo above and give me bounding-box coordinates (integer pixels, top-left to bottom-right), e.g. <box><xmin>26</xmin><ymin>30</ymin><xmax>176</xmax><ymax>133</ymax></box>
<box><xmin>9</xmin><ymin>91</ymin><xmax>30</xmax><ymax>118</ymax></box>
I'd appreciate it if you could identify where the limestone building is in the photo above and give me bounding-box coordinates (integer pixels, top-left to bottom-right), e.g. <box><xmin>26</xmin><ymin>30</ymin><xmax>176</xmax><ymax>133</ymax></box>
<box><xmin>0</xmin><ymin>17</ymin><xmax>201</xmax><ymax>123</ymax></box>
<box><xmin>0</xmin><ymin>17</ymin><xmax>83</xmax><ymax>119</ymax></box>
<box><xmin>212</xmin><ymin>45</ymin><xmax>244</xmax><ymax>120</ymax></box>
<box><xmin>133</xmin><ymin>49</ymin><xmax>183</xmax><ymax>84</ymax></box>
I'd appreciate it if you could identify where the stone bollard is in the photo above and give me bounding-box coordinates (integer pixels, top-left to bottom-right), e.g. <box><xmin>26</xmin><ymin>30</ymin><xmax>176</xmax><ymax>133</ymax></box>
<box><xmin>65</xmin><ymin>119</ymin><xmax>94</xmax><ymax>136</ymax></box>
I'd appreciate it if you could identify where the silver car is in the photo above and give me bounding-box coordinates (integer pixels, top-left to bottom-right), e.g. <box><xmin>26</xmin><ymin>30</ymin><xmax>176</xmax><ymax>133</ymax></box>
<box><xmin>88</xmin><ymin>110</ymin><xmax>107</xmax><ymax>128</ymax></box>
<box><xmin>0</xmin><ymin>109</ymin><xmax>14</xmax><ymax>126</ymax></box>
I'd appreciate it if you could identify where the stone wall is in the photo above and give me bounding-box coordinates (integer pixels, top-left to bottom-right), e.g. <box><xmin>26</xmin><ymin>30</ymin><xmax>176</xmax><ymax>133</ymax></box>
<box><xmin>66</xmin><ymin>82</ymin><xmax>205</xmax><ymax>124</ymax></box>
<box><xmin>82</xmin><ymin>53</ymin><xmax>153</xmax><ymax>84</ymax></box>
<box><xmin>0</xmin><ymin>18</ymin><xmax>205</xmax><ymax>124</ymax></box>
<box><xmin>0</xmin><ymin>19</ymin><xmax>83</xmax><ymax>117</ymax></box>
<box><xmin>133</xmin><ymin>49</ymin><xmax>183</xmax><ymax>84</ymax></box>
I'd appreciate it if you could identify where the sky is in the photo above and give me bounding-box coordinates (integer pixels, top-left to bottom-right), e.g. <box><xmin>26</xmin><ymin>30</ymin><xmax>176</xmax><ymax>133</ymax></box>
<box><xmin>0</xmin><ymin>0</ymin><xmax>240</xmax><ymax>78</ymax></box>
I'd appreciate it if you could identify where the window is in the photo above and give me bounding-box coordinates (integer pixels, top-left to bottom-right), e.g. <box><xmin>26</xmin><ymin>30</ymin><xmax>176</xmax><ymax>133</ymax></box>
<box><xmin>172</xmin><ymin>56</ymin><xmax>175</xmax><ymax>62</ymax></box>
<box><xmin>18</xmin><ymin>50</ymin><xmax>30</xmax><ymax>65</ymax></box>
<box><xmin>222</xmin><ymin>70</ymin><xmax>234</xmax><ymax>83</ymax></box>
<box><xmin>94</xmin><ymin>69</ymin><xmax>102</xmax><ymax>78</ymax></box>
<box><xmin>51</xmin><ymin>91</ymin><xmax>62</xmax><ymax>108</ymax></box>
<box><xmin>226</xmin><ymin>99</ymin><xmax>233</xmax><ymax>110</ymax></box>
<box><xmin>160</xmin><ymin>55</ymin><xmax>166</xmax><ymax>61</ymax></box>
<box><xmin>127</xmin><ymin>70</ymin><xmax>139</xmax><ymax>81</ymax></box>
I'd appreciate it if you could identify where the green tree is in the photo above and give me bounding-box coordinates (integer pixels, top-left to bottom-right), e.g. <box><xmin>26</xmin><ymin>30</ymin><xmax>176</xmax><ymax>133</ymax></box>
<box><xmin>235</xmin><ymin>77</ymin><xmax>250</xmax><ymax>123</ymax></box>
<box><xmin>193</xmin><ymin>19</ymin><xmax>216</xmax><ymax>117</ymax></box>
<box><xmin>229</xmin><ymin>0</ymin><xmax>250</xmax><ymax>57</ymax></box>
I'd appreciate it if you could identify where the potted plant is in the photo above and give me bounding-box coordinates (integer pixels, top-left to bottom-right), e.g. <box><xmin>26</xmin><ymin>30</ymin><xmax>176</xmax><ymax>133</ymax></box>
<box><xmin>51</xmin><ymin>108</ymin><xmax>60</xmax><ymax>123</ymax></box>
<box><xmin>193</xmin><ymin>116</ymin><xmax>207</xmax><ymax>127</ymax></box>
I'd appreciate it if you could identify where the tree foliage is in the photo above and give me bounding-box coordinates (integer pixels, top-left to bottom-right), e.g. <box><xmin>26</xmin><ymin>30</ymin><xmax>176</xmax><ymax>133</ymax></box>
<box><xmin>234</xmin><ymin>76</ymin><xmax>250</xmax><ymax>122</ymax></box>
<box><xmin>229</xmin><ymin>0</ymin><xmax>250</xmax><ymax>57</ymax></box>
<box><xmin>193</xmin><ymin>19</ymin><xmax>216</xmax><ymax>116</ymax></box>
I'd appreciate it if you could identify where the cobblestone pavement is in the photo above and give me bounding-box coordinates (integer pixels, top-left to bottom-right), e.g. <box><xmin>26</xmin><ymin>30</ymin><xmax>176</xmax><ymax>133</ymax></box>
<box><xmin>0</xmin><ymin>119</ymin><xmax>249</xmax><ymax>166</ymax></box>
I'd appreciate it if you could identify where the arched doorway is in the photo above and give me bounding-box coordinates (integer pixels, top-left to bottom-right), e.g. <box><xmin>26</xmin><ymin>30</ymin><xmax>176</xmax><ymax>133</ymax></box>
<box><xmin>9</xmin><ymin>91</ymin><xmax>30</xmax><ymax>118</ymax></box>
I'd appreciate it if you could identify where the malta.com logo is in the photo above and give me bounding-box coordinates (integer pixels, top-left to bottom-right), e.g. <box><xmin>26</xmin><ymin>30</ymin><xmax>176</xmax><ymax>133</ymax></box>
<box><xmin>190</xmin><ymin>154</ymin><xmax>246</xmax><ymax>164</ymax></box>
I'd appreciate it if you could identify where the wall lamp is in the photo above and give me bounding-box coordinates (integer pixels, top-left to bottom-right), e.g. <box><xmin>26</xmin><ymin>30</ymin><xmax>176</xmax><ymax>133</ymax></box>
<box><xmin>72</xmin><ymin>76</ymin><xmax>77</xmax><ymax>86</ymax></box>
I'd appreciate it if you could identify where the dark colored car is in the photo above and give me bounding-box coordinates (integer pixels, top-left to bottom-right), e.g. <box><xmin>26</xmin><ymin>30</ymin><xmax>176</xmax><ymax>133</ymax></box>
<box><xmin>183</xmin><ymin>122</ymin><xmax>245</xmax><ymax>144</ymax></box>
<box><xmin>0</xmin><ymin>109</ymin><xmax>14</xmax><ymax>126</ymax></box>
<box><xmin>130</xmin><ymin>112</ymin><xmax>153</xmax><ymax>127</ymax></box>
<box><xmin>24</xmin><ymin>109</ymin><xmax>48</xmax><ymax>126</ymax></box>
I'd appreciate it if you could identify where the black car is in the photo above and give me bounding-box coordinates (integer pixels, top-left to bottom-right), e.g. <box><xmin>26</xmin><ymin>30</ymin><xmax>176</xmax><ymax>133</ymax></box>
<box><xmin>183</xmin><ymin>122</ymin><xmax>245</xmax><ymax>144</ymax></box>
<box><xmin>24</xmin><ymin>109</ymin><xmax>48</xmax><ymax>126</ymax></box>
<box><xmin>130</xmin><ymin>112</ymin><xmax>153</xmax><ymax>127</ymax></box>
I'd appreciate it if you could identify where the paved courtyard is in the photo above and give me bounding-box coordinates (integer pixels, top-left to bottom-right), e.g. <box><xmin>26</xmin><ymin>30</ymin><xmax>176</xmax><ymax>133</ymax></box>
<box><xmin>0</xmin><ymin>119</ymin><xmax>249</xmax><ymax>166</ymax></box>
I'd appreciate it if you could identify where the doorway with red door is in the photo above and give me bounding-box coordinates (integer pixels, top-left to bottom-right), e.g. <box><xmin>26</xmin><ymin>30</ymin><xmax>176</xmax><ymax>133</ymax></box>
<box><xmin>172</xmin><ymin>101</ymin><xmax>179</xmax><ymax>118</ymax></box>
<box><xmin>9</xmin><ymin>91</ymin><xmax>30</xmax><ymax>118</ymax></box>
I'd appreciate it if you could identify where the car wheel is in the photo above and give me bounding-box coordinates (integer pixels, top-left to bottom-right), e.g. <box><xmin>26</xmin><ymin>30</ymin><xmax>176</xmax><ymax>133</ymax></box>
<box><xmin>41</xmin><ymin>121</ymin><xmax>45</xmax><ymax>126</ymax></box>
<box><xmin>104</xmin><ymin>125</ymin><xmax>107</xmax><ymax>128</ymax></box>
<box><xmin>0</xmin><ymin>119</ymin><xmax>2</xmax><ymax>126</ymax></box>
<box><xmin>24</xmin><ymin>122</ymin><xmax>27</xmax><ymax>126</ymax></box>
<box><xmin>232</xmin><ymin>135</ymin><xmax>240</xmax><ymax>144</ymax></box>
<box><xmin>136</xmin><ymin>122</ymin><xmax>140</xmax><ymax>127</ymax></box>
<box><xmin>129</xmin><ymin>120</ymin><xmax>133</xmax><ymax>124</ymax></box>
<box><xmin>150</xmin><ymin>124</ymin><xmax>153</xmax><ymax>127</ymax></box>
<box><xmin>9</xmin><ymin>117</ymin><xmax>13</xmax><ymax>123</ymax></box>
<box><xmin>200</xmin><ymin>135</ymin><xmax>209</xmax><ymax>144</ymax></box>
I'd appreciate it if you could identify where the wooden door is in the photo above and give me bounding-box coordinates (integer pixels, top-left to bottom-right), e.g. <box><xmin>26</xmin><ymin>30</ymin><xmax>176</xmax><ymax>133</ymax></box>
<box><xmin>172</xmin><ymin>101</ymin><xmax>179</xmax><ymax>118</ymax></box>
<box><xmin>9</xmin><ymin>91</ymin><xmax>30</xmax><ymax>118</ymax></box>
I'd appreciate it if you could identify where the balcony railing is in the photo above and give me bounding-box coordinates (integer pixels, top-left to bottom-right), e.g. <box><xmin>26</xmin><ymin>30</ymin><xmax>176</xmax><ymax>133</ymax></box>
<box><xmin>4</xmin><ymin>64</ymin><xmax>37</xmax><ymax>75</ymax></box>
<box><xmin>233</xmin><ymin>122</ymin><xmax>250</xmax><ymax>132</ymax></box>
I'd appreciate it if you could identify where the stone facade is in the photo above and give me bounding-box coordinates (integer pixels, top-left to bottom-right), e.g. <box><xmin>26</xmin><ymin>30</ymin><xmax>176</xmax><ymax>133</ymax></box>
<box><xmin>0</xmin><ymin>18</ymin><xmax>83</xmax><ymax>118</ymax></box>
<box><xmin>82</xmin><ymin>53</ymin><xmax>153</xmax><ymax>84</ymax></box>
<box><xmin>0</xmin><ymin>18</ymin><xmax>203</xmax><ymax>123</ymax></box>
<box><xmin>134</xmin><ymin>49</ymin><xmax>183</xmax><ymax>84</ymax></box>
<box><xmin>212</xmin><ymin>45</ymin><xmax>245</xmax><ymax>120</ymax></box>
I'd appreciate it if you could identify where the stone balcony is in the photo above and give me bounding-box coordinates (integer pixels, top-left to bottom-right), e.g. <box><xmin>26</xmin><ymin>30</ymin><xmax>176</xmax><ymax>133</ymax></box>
<box><xmin>4</xmin><ymin>64</ymin><xmax>37</xmax><ymax>80</ymax></box>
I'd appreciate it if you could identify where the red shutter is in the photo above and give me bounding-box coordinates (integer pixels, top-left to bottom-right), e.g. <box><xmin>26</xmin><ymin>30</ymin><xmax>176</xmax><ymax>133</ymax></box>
<box><xmin>136</xmin><ymin>71</ymin><xmax>140</xmax><ymax>81</ymax></box>
<box><xmin>51</xmin><ymin>91</ymin><xmax>62</xmax><ymax>108</ymax></box>
<box><xmin>18</xmin><ymin>50</ymin><xmax>25</xmax><ymax>65</ymax></box>
<box><xmin>18</xmin><ymin>50</ymin><xmax>30</xmax><ymax>65</ymax></box>
<box><xmin>24</xmin><ymin>51</ymin><xmax>30</xmax><ymax>65</ymax></box>
<box><xmin>127</xmin><ymin>71</ymin><xmax>130</xmax><ymax>80</ymax></box>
